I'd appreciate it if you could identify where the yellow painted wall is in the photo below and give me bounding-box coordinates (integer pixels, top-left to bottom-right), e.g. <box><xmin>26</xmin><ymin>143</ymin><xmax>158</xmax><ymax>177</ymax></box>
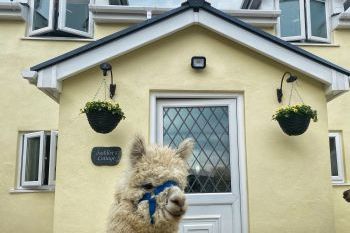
<box><xmin>0</xmin><ymin>21</ymin><xmax>127</xmax><ymax>233</ymax></box>
<box><xmin>296</xmin><ymin>30</ymin><xmax>350</xmax><ymax>233</ymax></box>
<box><xmin>56</xmin><ymin>26</ymin><xmax>334</xmax><ymax>233</ymax></box>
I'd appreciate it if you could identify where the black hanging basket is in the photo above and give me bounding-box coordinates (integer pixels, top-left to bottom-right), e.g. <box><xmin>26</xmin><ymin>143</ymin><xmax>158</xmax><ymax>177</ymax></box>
<box><xmin>277</xmin><ymin>113</ymin><xmax>311</xmax><ymax>136</ymax></box>
<box><xmin>86</xmin><ymin>110</ymin><xmax>123</xmax><ymax>134</ymax></box>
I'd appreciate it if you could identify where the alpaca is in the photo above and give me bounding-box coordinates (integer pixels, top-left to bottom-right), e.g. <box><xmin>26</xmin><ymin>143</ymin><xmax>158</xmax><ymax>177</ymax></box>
<box><xmin>344</xmin><ymin>189</ymin><xmax>350</xmax><ymax>202</ymax></box>
<box><xmin>107</xmin><ymin>136</ymin><xmax>194</xmax><ymax>233</ymax></box>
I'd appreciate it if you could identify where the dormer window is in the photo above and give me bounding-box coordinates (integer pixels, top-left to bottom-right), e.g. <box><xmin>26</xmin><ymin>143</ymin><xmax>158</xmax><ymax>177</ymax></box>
<box><xmin>28</xmin><ymin>0</ymin><xmax>93</xmax><ymax>38</ymax></box>
<box><xmin>279</xmin><ymin>0</ymin><xmax>330</xmax><ymax>43</ymax></box>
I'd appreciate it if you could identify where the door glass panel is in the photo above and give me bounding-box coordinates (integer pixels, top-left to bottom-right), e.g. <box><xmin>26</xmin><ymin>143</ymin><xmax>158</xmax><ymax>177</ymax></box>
<box><xmin>163</xmin><ymin>106</ymin><xmax>231</xmax><ymax>193</ymax></box>
<box><xmin>65</xmin><ymin>0</ymin><xmax>90</xmax><ymax>32</ymax></box>
<box><xmin>329</xmin><ymin>137</ymin><xmax>338</xmax><ymax>176</ymax></box>
<box><xmin>25</xmin><ymin>137</ymin><xmax>41</xmax><ymax>181</ymax></box>
<box><xmin>310</xmin><ymin>0</ymin><xmax>327</xmax><ymax>38</ymax></box>
<box><xmin>279</xmin><ymin>0</ymin><xmax>302</xmax><ymax>37</ymax></box>
<box><xmin>32</xmin><ymin>0</ymin><xmax>50</xmax><ymax>31</ymax></box>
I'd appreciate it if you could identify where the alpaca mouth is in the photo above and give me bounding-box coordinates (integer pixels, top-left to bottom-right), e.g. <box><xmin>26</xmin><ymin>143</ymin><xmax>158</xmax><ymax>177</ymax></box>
<box><xmin>165</xmin><ymin>207</ymin><xmax>185</xmax><ymax>218</ymax></box>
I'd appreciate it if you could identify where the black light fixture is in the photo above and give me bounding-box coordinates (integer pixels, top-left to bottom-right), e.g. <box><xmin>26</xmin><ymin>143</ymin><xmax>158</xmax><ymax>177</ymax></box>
<box><xmin>99</xmin><ymin>62</ymin><xmax>116</xmax><ymax>99</ymax></box>
<box><xmin>191</xmin><ymin>56</ymin><xmax>206</xmax><ymax>69</ymax></box>
<box><xmin>277</xmin><ymin>72</ymin><xmax>298</xmax><ymax>103</ymax></box>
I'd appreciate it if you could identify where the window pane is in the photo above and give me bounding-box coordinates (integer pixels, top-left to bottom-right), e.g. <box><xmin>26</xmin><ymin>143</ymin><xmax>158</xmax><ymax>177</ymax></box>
<box><xmin>65</xmin><ymin>0</ymin><xmax>90</xmax><ymax>32</ymax></box>
<box><xmin>25</xmin><ymin>137</ymin><xmax>41</xmax><ymax>182</ymax></box>
<box><xmin>310</xmin><ymin>0</ymin><xmax>327</xmax><ymax>38</ymax></box>
<box><xmin>163</xmin><ymin>106</ymin><xmax>231</xmax><ymax>193</ymax></box>
<box><xmin>329</xmin><ymin>137</ymin><xmax>338</xmax><ymax>176</ymax></box>
<box><xmin>32</xmin><ymin>0</ymin><xmax>50</xmax><ymax>31</ymax></box>
<box><xmin>280</xmin><ymin>0</ymin><xmax>302</xmax><ymax>37</ymax></box>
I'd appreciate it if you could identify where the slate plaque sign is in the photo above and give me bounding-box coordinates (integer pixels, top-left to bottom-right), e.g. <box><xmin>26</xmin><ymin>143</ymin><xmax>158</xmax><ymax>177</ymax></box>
<box><xmin>91</xmin><ymin>147</ymin><xmax>122</xmax><ymax>166</ymax></box>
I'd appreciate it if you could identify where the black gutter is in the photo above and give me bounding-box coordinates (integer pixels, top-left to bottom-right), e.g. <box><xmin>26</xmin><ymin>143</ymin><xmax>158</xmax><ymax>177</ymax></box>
<box><xmin>30</xmin><ymin>4</ymin><xmax>190</xmax><ymax>71</ymax></box>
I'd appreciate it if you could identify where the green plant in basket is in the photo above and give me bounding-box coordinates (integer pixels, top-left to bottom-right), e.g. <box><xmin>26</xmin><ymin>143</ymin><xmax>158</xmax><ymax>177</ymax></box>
<box><xmin>80</xmin><ymin>100</ymin><xmax>126</xmax><ymax>119</ymax></box>
<box><xmin>272</xmin><ymin>104</ymin><xmax>317</xmax><ymax>136</ymax></box>
<box><xmin>81</xmin><ymin>100</ymin><xmax>125</xmax><ymax>134</ymax></box>
<box><xmin>272</xmin><ymin>104</ymin><xmax>317</xmax><ymax>122</ymax></box>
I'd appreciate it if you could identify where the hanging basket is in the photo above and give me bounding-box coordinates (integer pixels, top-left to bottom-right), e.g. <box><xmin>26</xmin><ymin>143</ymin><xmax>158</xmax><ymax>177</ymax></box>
<box><xmin>277</xmin><ymin>113</ymin><xmax>311</xmax><ymax>136</ymax></box>
<box><xmin>86</xmin><ymin>110</ymin><xmax>123</xmax><ymax>134</ymax></box>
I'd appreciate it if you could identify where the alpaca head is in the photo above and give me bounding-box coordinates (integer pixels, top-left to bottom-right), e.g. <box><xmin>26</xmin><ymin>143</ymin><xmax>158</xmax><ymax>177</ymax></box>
<box><xmin>125</xmin><ymin>136</ymin><xmax>194</xmax><ymax>225</ymax></box>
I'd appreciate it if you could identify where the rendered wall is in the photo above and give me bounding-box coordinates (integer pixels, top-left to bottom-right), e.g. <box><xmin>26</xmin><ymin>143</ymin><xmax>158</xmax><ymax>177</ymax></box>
<box><xmin>56</xmin><ymin>26</ymin><xmax>334</xmax><ymax>233</ymax></box>
<box><xmin>0</xmin><ymin>21</ymin><xmax>124</xmax><ymax>233</ymax></box>
<box><xmin>298</xmin><ymin>30</ymin><xmax>350</xmax><ymax>233</ymax></box>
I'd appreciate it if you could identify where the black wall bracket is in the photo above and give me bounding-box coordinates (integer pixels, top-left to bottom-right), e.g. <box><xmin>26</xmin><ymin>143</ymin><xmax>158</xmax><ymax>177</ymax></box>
<box><xmin>99</xmin><ymin>63</ymin><xmax>116</xmax><ymax>99</ymax></box>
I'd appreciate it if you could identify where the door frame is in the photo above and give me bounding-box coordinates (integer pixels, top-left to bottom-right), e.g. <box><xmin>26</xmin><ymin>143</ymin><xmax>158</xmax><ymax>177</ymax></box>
<box><xmin>149</xmin><ymin>92</ymin><xmax>249</xmax><ymax>233</ymax></box>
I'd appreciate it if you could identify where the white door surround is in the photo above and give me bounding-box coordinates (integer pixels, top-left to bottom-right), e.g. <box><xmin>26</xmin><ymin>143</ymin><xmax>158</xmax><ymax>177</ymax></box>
<box><xmin>150</xmin><ymin>92</ymin><xmax>248</xmax><ymax>233</ymax></box>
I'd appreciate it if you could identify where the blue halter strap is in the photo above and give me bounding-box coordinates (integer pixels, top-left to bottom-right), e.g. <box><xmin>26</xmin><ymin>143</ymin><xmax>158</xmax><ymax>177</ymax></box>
<box><xmin>138</xmin><ymin>180</ymin><xmax>178</xmax><ymax>224</ymax></box>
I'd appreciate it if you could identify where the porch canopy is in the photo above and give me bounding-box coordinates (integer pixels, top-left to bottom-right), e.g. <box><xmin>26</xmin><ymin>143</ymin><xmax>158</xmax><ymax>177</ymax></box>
<box><xmin>22</xmin><ymin>0</ymin><xmax>350</xmax><ymax>101</ymax></box>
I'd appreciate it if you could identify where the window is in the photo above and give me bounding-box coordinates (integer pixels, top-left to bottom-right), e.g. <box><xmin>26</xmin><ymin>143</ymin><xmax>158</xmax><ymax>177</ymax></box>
<box><xmin>19</xmin><ymin>131</ymin><xmax>58</xmax><ymax>188</ymax></box>
<box><xmin>279</xmin><ymin>0</ymin><xmax>330</xmax><ymax>43</ymax></box>
<box><xmin>28</xmin><ymin>0</ymin><xmax>92</xmax><ymax>38</ymax></box>
<box><xmin>329</xmin><ymin>132</ymin><xmax>344</xmax><ymax>183</ymax></box>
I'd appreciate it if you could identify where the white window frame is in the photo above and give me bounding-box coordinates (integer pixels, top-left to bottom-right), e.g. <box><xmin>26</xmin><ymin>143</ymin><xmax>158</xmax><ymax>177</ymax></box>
<box><xmin>280</xmin><ymin>0</ymin><xmax>307</xmax><ymax>41</ymax></box>
<box><xmin>305</xmin><ymin>0</ymin><xmax>331</xmax><ymax>43</ymax></box>
<box><xmin>329</xmin><ymin>132</ymin><xmax>345</xmax><ymax>184</ymax></box>
<box><xmin>48</xmin><ymin>130</ymin><xmax>58</xmax><ymax>186</ymax></box>
<box><xmin>21</xmin><ymin>131</ymin><xmax>45</xmax><ymax>187</ymax></box>
<box><xmin>279</xmin><ymin>0</ymin><xmax>331</xmax><ymax>43</ymax></box>
<box><xmin>19</xmin><ymin>130</ymin><xmax>58</xmax><ymax>189</ymax></box>
<box><xmin>28</xmin><ymin>0</ymin><xmax>55</xmax><ymax>36</ymax></box>
<box><xmin>58</xmin><ymin>0</ymin><xmax>94</xmax><ymax>38</ymax></box>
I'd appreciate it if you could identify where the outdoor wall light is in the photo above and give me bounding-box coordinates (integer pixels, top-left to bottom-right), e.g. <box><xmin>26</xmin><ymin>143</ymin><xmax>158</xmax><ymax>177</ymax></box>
<box><xmin>191</xmin><ymin>56</ymin><xmax>206</xmax><ymax>69</ymax></box>
<box><xmin>99</xmin><ymin>62</ymin><xmax>116</xmax><ymax>99</ymax></box>
<box><xmin>277</xmin><ymin>72</ymin><xmax>298</xmax><ymax>103</ymax></box>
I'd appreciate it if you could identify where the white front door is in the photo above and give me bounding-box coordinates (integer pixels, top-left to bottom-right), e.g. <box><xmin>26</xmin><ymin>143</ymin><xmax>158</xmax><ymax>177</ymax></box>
<box><xmin>156</xmin><ymin>98</ymin><xmax>242</xmax><ymax>233</ymax></box>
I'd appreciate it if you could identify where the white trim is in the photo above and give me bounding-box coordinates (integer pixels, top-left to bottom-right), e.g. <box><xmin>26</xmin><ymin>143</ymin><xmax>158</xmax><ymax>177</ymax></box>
<box><xmin>90</xmin><ymin>4</ymin><xmax>280</xmax><ymax>27</ymax></box>
<box><xmin>329</xmin><ymin>132</ymin><xmax>345</xmax><ymax>184</ymax></box>
<box><xmin>279</xmin><ymin>0</ymin><xmax>306</xmax><ymax>41</ymax></box>
<box><xmin>21</xmin><ymin>131</ymin><xmax>45</xmax><ymax>187</ymax></box>
<box><xmin>24</xmin><ymin>8</ymin><xmax>349</xmax><ymax>101</ymax></box>
<box><xmin>0</xmin><ymin>1</ymin><xmax>25</xmax><ymax>21</ymax></box>
<box><xmin>334</xmin><ymin>11</ymin><xmax>350</xmax><ymax>29</ymax></box>
<box><xmin>48</xmin><ymin>130</ymin><xmax>58</xmax><ymax>186</ymax></box>
<box><xmin>28</xmin><ymin>0</ymin><xmax>55</xmax><ymax>36</ymax></box>
<box><xmin>149</xmin><ymin>92</ymin><xmax>249</xmax><ymax>233</ymax></box>
<box><xmin>9</xmin><ymin>187</ymin><xmax>55</xmax><ymax>194</ymax></box>
<box><xmin>305</xmin><ymin>0</ymin><xmax>330</xmax><ymax>43</ymax></box>
<box><xmin>21</xmin><ymin>36</ymin><xmax>95</xmax><ymax>42</ymax></box>
<box><xmin>58</xmin><ymin>0</ymin><xmax>93</xmax><ymax>38</ymax></box>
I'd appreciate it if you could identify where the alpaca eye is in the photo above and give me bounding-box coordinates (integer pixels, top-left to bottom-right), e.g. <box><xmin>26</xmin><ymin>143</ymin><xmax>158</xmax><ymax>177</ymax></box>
<box><xmin>142</xmin><ymin>183</ymin><xmax>154</xmax><ymax>190</ymax></box>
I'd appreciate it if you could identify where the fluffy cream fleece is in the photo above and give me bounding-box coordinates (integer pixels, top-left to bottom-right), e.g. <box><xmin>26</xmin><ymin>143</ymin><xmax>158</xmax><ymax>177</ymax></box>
<box><xmin>107</xmin><ymin>136</ymin><xmax>194</xmax><ymax>233</ymax></box>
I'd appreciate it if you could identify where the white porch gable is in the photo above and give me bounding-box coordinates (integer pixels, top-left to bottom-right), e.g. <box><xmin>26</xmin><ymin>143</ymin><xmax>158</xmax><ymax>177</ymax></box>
<box><xmin>22</xmin><ymin>0</ymin><xmax>350</xmax><ymax>102</ymax></box>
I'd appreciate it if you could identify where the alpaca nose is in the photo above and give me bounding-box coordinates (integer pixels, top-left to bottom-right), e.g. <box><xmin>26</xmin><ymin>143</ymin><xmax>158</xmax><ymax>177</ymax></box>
<box><xmin>170</xmin><ymin>196</ymin><xmax>185</xmax><ymax>207</ymax></box>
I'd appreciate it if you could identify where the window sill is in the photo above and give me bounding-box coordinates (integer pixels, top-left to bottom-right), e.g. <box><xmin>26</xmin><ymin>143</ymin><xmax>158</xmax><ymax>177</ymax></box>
<box><xmin>332</xmin><ymin>182</ymin><xmax>350</xmax><ymax>187</ymax></box>
<box><xmin>9</xmin><ymin>187</ymin><xmax>55</xmax><ymax>194</ymax></box>
<box><xmin>292</xmin><ymin>43</ymin><xmax>340</xmax><ymax>47</ymax></box>
<box><xmin>21</xmin><ymin>36</ymin><xmax>95</xmax><ymax>42</ymax></box>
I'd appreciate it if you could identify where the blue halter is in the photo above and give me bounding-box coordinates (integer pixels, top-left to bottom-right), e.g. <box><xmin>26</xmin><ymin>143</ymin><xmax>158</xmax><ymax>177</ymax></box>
<box><xmin>138</xmin><ymin>180</ymin><xmax>178</xmax><ymax>224</ymax></box>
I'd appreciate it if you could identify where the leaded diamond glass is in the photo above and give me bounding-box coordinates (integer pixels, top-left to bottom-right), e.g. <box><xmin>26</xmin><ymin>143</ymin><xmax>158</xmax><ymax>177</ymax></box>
<box><xmin>163</xmin><ymin>106</ymin><xmax>231</xmax><ymax>193</ymax></box>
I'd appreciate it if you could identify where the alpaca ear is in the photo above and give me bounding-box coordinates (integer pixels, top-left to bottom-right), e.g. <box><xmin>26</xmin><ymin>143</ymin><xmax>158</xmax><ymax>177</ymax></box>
<box><xmin>176</xmin><ymin>138</ymin><xmax>194</xmax><ymax>160</ymax></box>
<box><xmin>130</xmin><ymin>135</ymin><xmax>146</xmax><ymax>166</ymax></box>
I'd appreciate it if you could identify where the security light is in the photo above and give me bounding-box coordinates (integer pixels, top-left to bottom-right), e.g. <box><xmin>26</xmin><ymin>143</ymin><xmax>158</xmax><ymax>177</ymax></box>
<box><xmin>191</xmin><ymin>56</ymin><xmax>206</xmax><ymax>69</ymax></box>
